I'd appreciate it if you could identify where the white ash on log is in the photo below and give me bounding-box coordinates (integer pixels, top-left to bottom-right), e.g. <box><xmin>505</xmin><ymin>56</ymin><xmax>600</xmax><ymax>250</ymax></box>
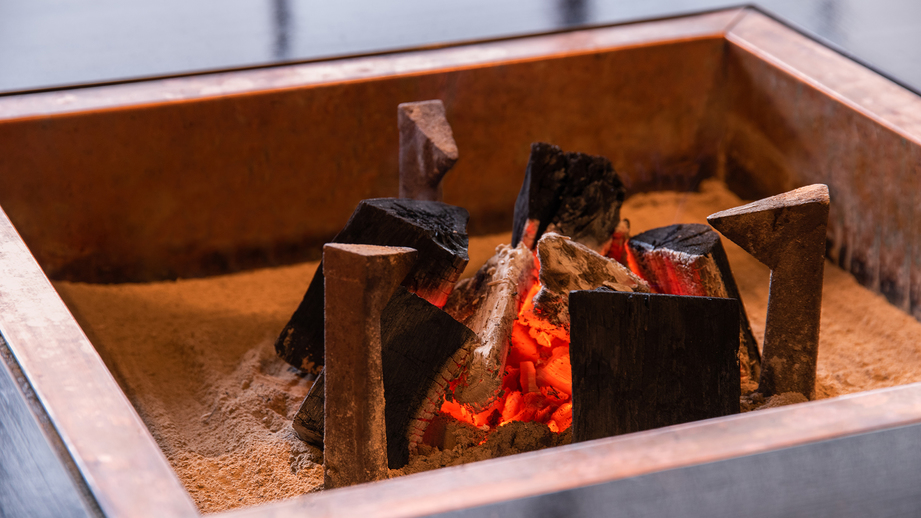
<box><xmin>322</xmin><ymin>243</ymin><xmax>416</xmax><ymax>489</ymax></box>
<box><xmin>511</xmin><ymin>142</ymin><xmax>626</xmax><ymax>254</ymax></box>
<box><xmin>527</xmin><ymin>233</ymin><xmax>650</xmax><ymax>331</ymax></box>
<box><xmin>443</xmin><ymin>243</ymin><xmax>538</xmax><ymax>409</ymax></box>
<box><xmin>398</xmin><ymin>100</ymin><xmax>459</xmax><ymax>202</ymax></box>
<box><xmin>570</xmin><ymin>289</ymin><xmax>740</xmax><ymax>442</ymax></box>
<box><xmin>708</xmin><ymin>185</ymin><xmax>830</xmax><ymax>400</ymax></box>
<box><xmin>275</xmin><ymin>198</ymin><xmax>469</xmax><ymax>372</ymax></box>
<box><xmin>627</xmin><ymin>223</ymin><xmax>762</xmax><ymax>381</ymax></box>
<box><xmin>293</xmin><ymin>287</ymin><xmax>478</xmax><ymax>470</ymax></box>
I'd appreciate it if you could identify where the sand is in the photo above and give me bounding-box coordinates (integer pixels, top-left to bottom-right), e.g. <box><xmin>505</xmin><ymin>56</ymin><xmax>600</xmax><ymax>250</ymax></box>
<box><xmin>53</xmin><ymin>178</ymin><xmax>921</xmax><ymax>513</ymax></box>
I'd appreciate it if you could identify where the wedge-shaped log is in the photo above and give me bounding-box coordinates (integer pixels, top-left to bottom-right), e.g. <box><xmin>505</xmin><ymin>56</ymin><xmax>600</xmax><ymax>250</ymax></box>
<box><xmin>511</xmin><ymin>142</ymin><xmax>626</xmax><ymax>254</ymax></box>
<box><xmin>398</xmin><ymin>100</ymin><xmax>458</xmax><ymax>202</ymax></box>
<box><xmin>628</xmin><ymin>223</ymin><xmax>762</xmax><ymax>381</ymax></box>
<box><xmin>708</xmin><ymin>185</ymin><xmax>829</xmax><ymax>399</ymax></box>
<box><xmin>529</xmin><ymin>233</ymin><xmax>650</xmax><ymax>330</ymax></box>
<box><xmin>444</xmin><ymin>243</ymin><xmax>538</xmax><ymax>408</ymax></box>
<box><xmin>293</xmin><ymin>287</ymin><xmax>478</xmax><ymax>470</ymax></box>
<box><xmin>570</xmin><ymin>290</ymin><xmax>740</xmax><ymax>442</ymax></box>
<box><xmin>275</xmin><ymin>198</ymin><xmax>469</xmax><ymax>372</ymax></box>
<box><xmin>322</xmin><ymin>243</ymin><xmax>416</xmax><ymax>489</ymax></box>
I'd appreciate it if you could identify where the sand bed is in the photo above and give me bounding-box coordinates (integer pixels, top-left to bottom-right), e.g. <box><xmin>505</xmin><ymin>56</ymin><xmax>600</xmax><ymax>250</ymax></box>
<box><xmin>54</xmin><ymin>179</ymin><xmax>921</xmax><ymax>513</ymax></box>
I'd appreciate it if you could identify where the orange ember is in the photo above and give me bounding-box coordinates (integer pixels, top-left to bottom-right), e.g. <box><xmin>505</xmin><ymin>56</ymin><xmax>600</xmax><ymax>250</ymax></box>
<box><xmin>440</xmin><ymin>281</ymin><xmax>574</xmax><ymax>433</ymax></box>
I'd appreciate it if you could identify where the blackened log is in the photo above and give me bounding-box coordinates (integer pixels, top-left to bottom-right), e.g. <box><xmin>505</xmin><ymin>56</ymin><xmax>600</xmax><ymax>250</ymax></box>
<box><xmin>443</xmin><ymin>243</ymin><xmax>538</xmax><ymax>409</ymax></box>
<box><xmin>627</xmin><ymin>223</ymin><xmax>761</xmax><ymax>381</ymax></box>
<box><xmin>381</xmin><ymin>287</ymin><xmax>478</xmax><ymax>469</ymax></box>
<box><xmin>511</xmin><ymin>142</ymin><xmax>626</xmax><ymax>254</ymax></box>
<box><xmin>570</xmin><ymin>290</ymin><xmax>740</xmax><ymax>442</ymax></box>
<box><xmin>275</xmin><ymin>198</ymin><xmax>469</xmax><ymax>372</ymax></box>
<box><xmin>292</xmin><ymin>287</ymin><xmax>478</xmax><ymax>470</ymax></box>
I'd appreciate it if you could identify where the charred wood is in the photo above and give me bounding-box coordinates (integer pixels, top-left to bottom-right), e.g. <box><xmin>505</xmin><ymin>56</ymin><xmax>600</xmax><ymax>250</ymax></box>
<box><xmin>570</xmin><ymin>290</ymin><xmax>740</xmax><ymax>442</ymax></box>
<box><xmin>627</xmin><ymin>223</ymin><xmax>762</xmax><ymax>381</ymax></box>
<box><xmin>293</xmin><ymin>287</ymin><xmax>477</xmax><ymax>470</ymax></box>
<box><xmin>511</xmin><ymin>142</ymin><xmax>626</xmax><ymax>254</ymax></box>
<box><xmin>444</xmin><ymin>243</ymin><xmax>538</xmax><ymax>409</ymax></box>
<box><xmin>275</xmin><ymin>198</ymin><xmax>469</xmax><ymax>372</ymax></box>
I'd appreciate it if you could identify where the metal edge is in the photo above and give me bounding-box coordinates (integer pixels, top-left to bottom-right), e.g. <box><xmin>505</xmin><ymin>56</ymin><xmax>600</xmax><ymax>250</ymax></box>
<box><xmin>0</xmin><ymin>9</ymin><xmax>744</xmax><ymax>122</ymax></box>
<box><xmin>0</xmin><ymin>205</ymin><xmax>200</xmax><ymax>518</ymax></box>
<box><xmin>224</xmin><ymin>383</ymin><xmax>921</xmax><ymax>518</ymax></box>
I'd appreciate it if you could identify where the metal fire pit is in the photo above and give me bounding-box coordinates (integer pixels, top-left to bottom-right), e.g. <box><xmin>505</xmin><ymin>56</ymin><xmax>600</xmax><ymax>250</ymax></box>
<box><xmin>2</xmin><ymin>7</ymin><xmax>921</xmax><ymax>518</ymax></box>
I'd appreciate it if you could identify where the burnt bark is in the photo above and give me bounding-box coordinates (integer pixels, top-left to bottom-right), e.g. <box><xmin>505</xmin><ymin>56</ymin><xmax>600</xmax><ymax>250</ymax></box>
<box><xmin>292</xmin><ymin>287</ymin><xmax>478</xmax><ymax>470</ymax></box>
<box><xmin>570</xmin><ymin>290</ymin><xmax>740</xmax><ymax>442</ymax></box>
<box><xmin>628</xmin><ymin>223</ymin><xmax>761</xmax><ymax>381</ymax></box>
<box><xmin>275</xmin><ymin>198</ymin><xmax>469</xmax><ymax>372</ymax></box>
<box><xmin>511</xmin><ymin>142</ymin><xmax>626</xmax><ymax>253</ymax></box>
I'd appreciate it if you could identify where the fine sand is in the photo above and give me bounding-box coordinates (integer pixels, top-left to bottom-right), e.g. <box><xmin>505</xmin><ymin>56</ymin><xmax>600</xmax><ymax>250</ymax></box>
<box><xmin>54</xmin><ymin>179</ymin><xmax>921</xmax><ymax>513</ymax></box>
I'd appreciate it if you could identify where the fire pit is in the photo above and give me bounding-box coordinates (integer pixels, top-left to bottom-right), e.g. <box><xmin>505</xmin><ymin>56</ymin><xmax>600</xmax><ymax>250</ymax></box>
<box><xmin>2</xmin><ymin>7</ymin><xmax>921</xmax><ymax>518</ymax></box>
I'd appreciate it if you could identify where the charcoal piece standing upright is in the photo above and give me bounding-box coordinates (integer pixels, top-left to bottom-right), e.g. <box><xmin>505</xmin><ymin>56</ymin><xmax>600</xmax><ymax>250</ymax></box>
<box><xmin>570</xmin><ymin>290</ymin><xmax>740</xmax><ymax>442</ymax></box>
<box><xmin>322</xmin><ymin>243</ymin><xmax>416</xmax><ymax>489</ymax></box>
<box><xmin>708</xmin><ymin>184</ymin><xmax>830</xmax><ymax>400</ymax></box>
<box><xmin>398</xmin><ymin>100</ymin><xmax>459</xmax><ymax>202</ymax></box>
<box><xmin>292</xmin><ymin>287</ymin><xmax>479</xmax><ymax>471</ymax></box>
<box><xmin>275</xmin><ymin>198</ymin><xmax>469</xmax><ymax>372</ymax></box>
<box><xmin>627</xmin><ymin>223</ymin><xmax>762</xmax><ymax>381</ymax></box>
<box><xmin>511</xmin><ymin>142</ymin><xmax>626</xmax><ymax>254</ymax></box>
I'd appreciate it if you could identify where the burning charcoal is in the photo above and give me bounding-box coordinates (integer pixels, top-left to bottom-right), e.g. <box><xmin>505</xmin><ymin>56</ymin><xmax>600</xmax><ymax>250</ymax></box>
<box><xmin>275</xmin><ymin>198</ymin><xmax>469</xmax><ymax>372</ymax></box>
<box><xmin>293</xmin><ymin>287</ymin><xmax>478</xmax><ymax>470</ymax></box>
<box><xmin>708</xmin><ymin>185</ymin><xmax>830</xmax><ymax>400</ymax></box>
<box><xmin>570</xmin><ymin>290</ymin><xmax>740</xmax><ymax>442</ymax></box>
<box><xmin>444</xmin><ymin>243</ymin><xmax>538</xmax><ymax>409</ymax></box>
<box><xmin>322</xmin><ymin>243</ymin><xmax>416</xmax><ymax>489</ymax></box>
<box><xmin>511</xmin><ymin>142</ymin><xmax>626</xmax><ymax>254</ymax></box>
<box><xmin>627</xmin><ymin>223</ymin><xmax>762</xmax><ymax>381</ymax></box>
<box><xmin>398</xmin><ymin>100</ymin><xmax>459</xmax><ymax>202</ymax></box>
<box><xmin>606</xmin><ymin>218</ymin><xmax>631</xmax><ymax>264</ymax></box>
<box><xmin>528</xmin><ymin>233</ymin><xmax>650</xmax><ymax>330</ymax></box>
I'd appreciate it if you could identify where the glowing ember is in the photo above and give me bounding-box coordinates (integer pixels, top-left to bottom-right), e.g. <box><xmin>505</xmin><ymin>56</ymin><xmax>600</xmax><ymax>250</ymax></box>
<box><xmin>441</xmin><ymin>281</ymin><xmax>574</xmax><ymax>433</ymax></box>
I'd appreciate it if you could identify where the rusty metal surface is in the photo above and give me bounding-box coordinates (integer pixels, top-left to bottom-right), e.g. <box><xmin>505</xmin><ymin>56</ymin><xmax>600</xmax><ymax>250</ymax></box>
<box><xmin>0</xmin><ymin>206</ymin><xmax>199</xmax><ymax>518</ymax></box>
<box><xmin>0</xmin><ymin>7</ymin><xmax>921</xmax><ymax>518</ymax></box>
<box><xmin>724</xmin><ymin>10</ymin><xmax>921</xmax><ymax>318</ymax></box>
<box><xmin>0</xmin><ymin>10</ymin><xmax>736</xmax><ymax>283</ymax></box>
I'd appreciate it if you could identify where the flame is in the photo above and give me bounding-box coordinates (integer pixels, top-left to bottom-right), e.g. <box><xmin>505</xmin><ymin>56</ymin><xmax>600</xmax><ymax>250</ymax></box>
<box><xmin>440</xmin><ymin>280</ymin><xmax>573</xmax><ymax>434</ymax></box>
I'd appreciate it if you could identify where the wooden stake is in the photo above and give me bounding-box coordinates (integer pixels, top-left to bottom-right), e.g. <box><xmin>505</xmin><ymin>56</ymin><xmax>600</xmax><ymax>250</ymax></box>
<box><xmin>398</xmin><ymin>100</ymin><xmax>458</xmax><ymax>202</ymax></box>
<box><xmin>275</xmin><ymin>198</ymin><xmax>469</xmax><ymax>372</ymax></box>
<box><xmin>707</xmin><ymin>184</ymin><xmax>830</xmax><ymax>399</ymax></box>
<box><xmin>627</xmin><ymin>223</ymin><xmax>762</xmax><ymax>381</ymax></box>
<box><xmin>322</xmin><ymin>243</ymin><xmax>416</xmax><ymax>489</ymax></box>
<box><xmin>570</xmin><ymin>290</ymin><xmax>740</xmax><ymax>442</ymax></box>
<box><xmin>293</xmin><ymin>287</ymin><xmax>478</xmax><ymax>470</ymax></box>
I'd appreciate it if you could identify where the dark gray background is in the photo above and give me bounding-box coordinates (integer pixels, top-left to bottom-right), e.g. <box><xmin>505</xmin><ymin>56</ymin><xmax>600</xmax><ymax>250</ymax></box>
<box><xmin>1</xmin><ymin>0</ymin><xmax>920</xmax><ymax>95</ymax></box>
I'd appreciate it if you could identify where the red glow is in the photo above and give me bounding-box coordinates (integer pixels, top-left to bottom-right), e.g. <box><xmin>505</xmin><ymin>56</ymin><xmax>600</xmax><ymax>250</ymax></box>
<box><xmin>440</xmin><ymin>278</ymin><xmax>573</xmax><ymax>433</ymax></box>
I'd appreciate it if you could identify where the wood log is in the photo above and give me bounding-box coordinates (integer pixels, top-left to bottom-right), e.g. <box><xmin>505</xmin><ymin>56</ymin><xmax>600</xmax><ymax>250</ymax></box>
<box><xmin>511</xmin><ymin>142</ymin><xmax>626</xmax><ymax>254</ymax></box>
<box><xmin>275</xmin><ymin>198</ymin><xmax>469</xmax><ymax>372</ymax></box>
<box><xmin>398</xmin><ymin>100</ymin><xmax>458</xmax><ymax>202</ymax></box>
<box><xmin>443</xmin><ymin>243</ymin><xmax>538</xmax><ymax>409</ymax></box>
<box><xmin>293</xmin><ymin>287</ymin><xmax>479</xmax><ymax>470</ymax></box>
<box><xmin>627</xmin><ymin>223</ymin><xmax>762</xmax><ymax>381</ymax></box>
<box><xmin>322</xmin><ymin>243</ymin><xmax>416</xmax><ymax>489</ymax></box>
<box><xmin>528</xmin><ymin>232</ymin><xmax>650</xmax><ymax>330</ymax></box>
<box><xmin>708</xmin><ymin>184</ymin><xmax>830</xmax><ymax>399</ymax></box>
<box><xmin>570</xmin><ymin>289</ymin><xmax>740</xmax><ymax>442</ymax></box>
